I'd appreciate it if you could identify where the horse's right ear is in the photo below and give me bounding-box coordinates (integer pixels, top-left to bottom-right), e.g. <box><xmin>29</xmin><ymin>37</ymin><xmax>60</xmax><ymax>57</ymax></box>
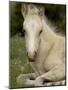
<box><xmin>21</xmin><ymin>4</ymin><xmax>28</xmax><ymax>19</ymax></box>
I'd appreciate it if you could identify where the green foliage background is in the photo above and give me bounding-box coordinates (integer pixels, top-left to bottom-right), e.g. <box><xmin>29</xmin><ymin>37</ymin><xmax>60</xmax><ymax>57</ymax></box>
<box><xmin>10</xmin><ymin>2</ymin><xmax>66</xmax><ymax>37</ymax></box>
<box><xmin>10</xmin><ymin>2</ymin><xmax>66</xmax><ymax>89</ymax></box>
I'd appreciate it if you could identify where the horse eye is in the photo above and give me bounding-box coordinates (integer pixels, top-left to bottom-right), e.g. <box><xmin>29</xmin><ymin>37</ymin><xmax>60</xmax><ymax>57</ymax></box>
<box><xmin>23</xmin><ymin>29</ymin><xmax>26</xmax><ymax>34</ymax></box>
<box><xmin>39</xmin><ymin>30</ymin><xmax>42</xmax><ymax>35</ymax></box>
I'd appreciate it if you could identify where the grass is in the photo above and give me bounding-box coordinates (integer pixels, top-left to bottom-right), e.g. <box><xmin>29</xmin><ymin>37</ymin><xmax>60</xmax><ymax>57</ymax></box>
<box><xmin>10</xmin><ymin>35</ymin><xmax>33</xmax><ymax>89</ymax></box>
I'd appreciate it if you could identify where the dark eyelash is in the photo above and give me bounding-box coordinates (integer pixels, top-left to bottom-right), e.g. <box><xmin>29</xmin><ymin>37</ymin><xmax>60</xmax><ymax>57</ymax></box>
<box><xmin>39</xmin><ymin>30</ymin><xmax>42</xmax><ymax>34</ymax></box>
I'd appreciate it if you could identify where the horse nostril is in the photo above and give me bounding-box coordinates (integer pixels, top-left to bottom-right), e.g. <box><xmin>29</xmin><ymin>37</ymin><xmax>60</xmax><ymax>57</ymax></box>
<box><xmin>27</xmin><ymin>51</ymin><xmax>37</xmax><ymax>60</ymax></box>
<box><xmin>27</xmin><ymin>52</ymin><xmax>31</xmax><ymax>58</ymax></box>
<box><xmin>27</xmin><ymin>52</ymin><xmax>30</xmax><ymax>58</ymax></box>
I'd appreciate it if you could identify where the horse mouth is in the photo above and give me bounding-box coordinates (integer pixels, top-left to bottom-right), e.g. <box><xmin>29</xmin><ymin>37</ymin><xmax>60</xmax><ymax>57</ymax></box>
<box><xmin>28</xmin><ymin>57</ymin><xmax>35</xmax><ymax>62</ymax></box>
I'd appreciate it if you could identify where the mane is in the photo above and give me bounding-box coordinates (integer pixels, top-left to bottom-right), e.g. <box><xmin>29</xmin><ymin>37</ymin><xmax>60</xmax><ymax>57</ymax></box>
<box><xmin>41</xmin><ymin>15</ymin><xmax>65</xmax><ymax>37</ymax></box>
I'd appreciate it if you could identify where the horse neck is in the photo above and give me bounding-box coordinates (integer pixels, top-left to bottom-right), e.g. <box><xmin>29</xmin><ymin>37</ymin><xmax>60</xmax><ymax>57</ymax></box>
<box><xmin>41</xmin><ymin>16</ymin><xmax>56</xmax><ymax>42</ymax></box>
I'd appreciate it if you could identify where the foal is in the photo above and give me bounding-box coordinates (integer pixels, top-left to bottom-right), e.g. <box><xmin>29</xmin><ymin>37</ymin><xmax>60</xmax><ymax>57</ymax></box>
<box><xmin>17</xmin><ymin>4</ymin><xmax>65</xmax><ymax>86</ymax></box>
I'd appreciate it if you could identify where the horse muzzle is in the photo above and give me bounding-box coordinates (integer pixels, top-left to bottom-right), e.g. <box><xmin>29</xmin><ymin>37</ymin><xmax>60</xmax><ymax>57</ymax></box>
<box><xmin>27</xmin><ymin>51</ymin><xmax>37</xmax><ymax>62</ymax></box>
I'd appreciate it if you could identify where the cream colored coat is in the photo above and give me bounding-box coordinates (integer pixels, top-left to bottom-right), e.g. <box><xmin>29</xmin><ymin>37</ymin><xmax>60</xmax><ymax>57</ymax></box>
<box><xmin>17</xmin><ymin>4</ymin><xmax>65</xmax><ymax>86</ymax></box>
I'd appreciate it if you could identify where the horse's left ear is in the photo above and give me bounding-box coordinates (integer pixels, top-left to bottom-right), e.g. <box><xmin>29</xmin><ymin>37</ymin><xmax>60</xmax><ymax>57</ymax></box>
<box><xmin>21</xmin><ymin>4</ymin><xmax>28</xmax><ymax>19</ymax></box>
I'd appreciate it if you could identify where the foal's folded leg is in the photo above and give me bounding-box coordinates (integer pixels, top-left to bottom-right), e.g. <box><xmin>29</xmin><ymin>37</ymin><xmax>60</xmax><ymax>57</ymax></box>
<box><xmin>16</xmin><ymin>73</ymin><xmax>38</xmax><ymax>85</ymax></box>
<box><xmin>34</xmin><ymin>65</ymin><xmax>65</xmax><ymax>86</ymax></box>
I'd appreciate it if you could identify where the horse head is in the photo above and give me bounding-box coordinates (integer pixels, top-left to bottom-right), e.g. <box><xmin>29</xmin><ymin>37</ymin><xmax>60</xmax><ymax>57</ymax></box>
<box><xmin>21</xmin><ymin>4</ymin><xmax>44</xmax><ymax>61</ymax></box>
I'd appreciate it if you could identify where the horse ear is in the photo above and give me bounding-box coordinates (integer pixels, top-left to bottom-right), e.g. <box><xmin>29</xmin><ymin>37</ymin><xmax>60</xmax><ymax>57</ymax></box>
<box><xmin>28</xmin><ymin>4</ymin><xmax>45</xmax><ymax>16</ymax></box>
<box><xmin>28</xmin><ymin>4</ymin><xmax>39</xmax><ymax>14</ymax></box>
<box><xmin>21</xmin><ymin>4</ymin><xmax>28</xmax><ymax>19</ymax></box>
<box><xmin>21</xmin><ymin>4</ymin><xmax>45</xmax><ymax>18</ymax></box>
<box><xmin>38</xmin><ymin>6</ymin><xmax>45</xmax><ymax>16</ymax></box>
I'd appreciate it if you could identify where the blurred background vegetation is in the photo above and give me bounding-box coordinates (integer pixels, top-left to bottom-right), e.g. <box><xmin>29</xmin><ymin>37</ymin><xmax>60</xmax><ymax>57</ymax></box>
<box><xmin>10</xmin><ymin>2</ymin><xmax>66</xmax><ymax>37</ymax></box>
<box><xmin>9</xmin><ymin>1</ymin><xmax>66</xmax><ymax>89</ymax></box>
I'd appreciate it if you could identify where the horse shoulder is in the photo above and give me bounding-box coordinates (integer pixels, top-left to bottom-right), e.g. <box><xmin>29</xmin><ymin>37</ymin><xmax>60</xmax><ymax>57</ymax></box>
<box><xmin>52</xmin><ymin>35</ymin><xmax>65</xmax><ymax>62</ymax></box>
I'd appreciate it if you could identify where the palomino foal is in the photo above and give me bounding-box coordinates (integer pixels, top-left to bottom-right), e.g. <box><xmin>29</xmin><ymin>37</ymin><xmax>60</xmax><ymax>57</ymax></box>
<box><xmin>17</xmin><ymin>4</ymin><xmax>65</xmax><ymax>86</ymax></box>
